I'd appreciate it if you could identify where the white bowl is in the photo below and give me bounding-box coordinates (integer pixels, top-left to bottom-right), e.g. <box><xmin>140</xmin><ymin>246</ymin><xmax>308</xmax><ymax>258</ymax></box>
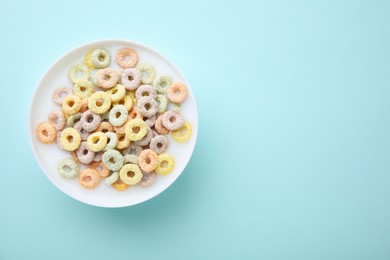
<box><xmin>28</xmin><ymin>39</ymin><xmax>198</xmax><ymax>207</ymax></box>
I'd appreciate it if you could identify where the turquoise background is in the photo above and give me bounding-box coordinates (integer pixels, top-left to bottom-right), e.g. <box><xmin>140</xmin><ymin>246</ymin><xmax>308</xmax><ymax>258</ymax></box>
<box><xmin>1</xmin><ymin>0</ymin><xmax>390</xmax><ymax>259</ymax></box>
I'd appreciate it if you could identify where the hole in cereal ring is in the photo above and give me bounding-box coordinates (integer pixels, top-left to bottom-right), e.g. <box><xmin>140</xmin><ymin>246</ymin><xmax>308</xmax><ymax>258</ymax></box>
<box><xmin>68</xmin><ymin>100</ymin><xmax>75</xmax><ymax>107</ymax></box>
<box><xmin>142</xmin><ymin>91</ymin><xmax>149</xmax><ymax>97</ymax></box>
<box><xmin>146</xmin><ymin>157</ymin><xmax>151</xmax><ymax>164</ymax></box>
<box><xmin>128</xmin><ymin>75</ymin><xmax>134</xmax><ymax>81</ymax></box>
<box><xmin>161</xmin><ymin>160</ymin><xmax>168</xmax><ymax>168</ymax></box>
<box><xmin>127</xmin><ymin>171</ymin><xmax>135</xmax><ymax>178</ymax></box>
<box><xmin>157</xmin><ymin>143</ymin><xmax>162</xmax><ymax>148</ymax></box>
<box><xmin>96</xmin><ymin>98</ymin><xmax>104</xmax><ymax>107</ymax></box>
<box><xmin>64</xmin><ymin>165</ymin><xmax>71</xmax><ymax>172</ymax></box>
<box><xmin>80</xmin><ymin>86</ymin><xmax>86</xmax><ymax>92</ymax></box>
<box><xmin>115</xmin><ymin>112</ymin><xmax>121</xmax><ymax>118</ymax></box>
<box><xmin>112</xmin><ymin>89</ymin><xmax>118</xmax><ymax>94</ymax></box>
<box><xmin>142</xmin><ymin>72</ymin><xmax>149</xmax><ymax>79</ymax></box>
<box><xmin>130</xmin><ymin>149</ymin><xmax>136</xmax><ymax>155</ymax></box>
<box><xmin>119</xmin><ymin>135</ymin><xmax>125</xmax><ymax>141</ymax></box>
<box><xmin>102</xmin><ymin>128</ymin><xmax>109</xmax><ymax>133</ymax></box>
<box><xmin>144</xmin><ymin>103</ymin><xmax>151</xmax><ymax>110</ymax></box>
<box><xmin>42</xmin><ymin>130</ymin><xmax>48</xmax><ymax>137</ymax></box>
<box><xmin>161</xmin><ymin>81</ymin><xmax>167</xmax><ymax>88</ymax></box>
<box><xmin>98</xmin><ymin>55</ymin><xmax>105</xmax><ymax>61</ymax></box>
<box><xmin>83</xmin><ymin>149</ymin><xmax>88</xmax><ymax>155</ymax></box>
<box><xmin>174</xmin><ymin>89</ymin><xmax>180</xmax><ymax>95</ymax></box>
<box><xmin>132</xmin><ymin>126</ymin><xmax>140</xmax><ymax>134</ymax></box>
<box><xmin>76</xmin><ymin>70</ymin><xmax>83</xmax><ymax>78</ymax></box>
<box><xmin>109</xmin><ymin>157</ymin><xmax>115</xmax><ymax>164</ymax></box>
<box><xmin>87</xmin><ymin>116</ymin><xmax>93</xmax><ymax>123</ymax></box>
<box><xmin>104</xmin><ymin>74</ymin><xmax>111</xmax><ymax>81</ymax></box>
<box><xmin>119</xmin><ymin>99</ymin><xmax>125</xmax><ymax>105</ymax></box>
<box><xmin>124</xmin><ymin>56</ymin><xmax>131</xmax><ymax>62</ymax></box>
<box><xmin>82</xmin><ymin>176</ymin><xmax>92</xmax><ymax>182</ymax></box>
<box><xmin>169</xmin><ymin>116</ymin><xmax>176</xmax><ymax>123</ymax></box>
<box><xmin>93</xmin><ymin>137</ymin><xmax>99</xmax><ymax>144</ymax></box>
<box><xmin>67</xmin><ymin>135</ymin><xmax>74</xmax><ymax>143</ymax></box>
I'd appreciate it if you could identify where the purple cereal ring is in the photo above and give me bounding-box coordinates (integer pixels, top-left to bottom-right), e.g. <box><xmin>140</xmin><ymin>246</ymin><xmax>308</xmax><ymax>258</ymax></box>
<box><xmin>81</xmin><ymin>110</ymin><xmax>101</xmax><ymax>132</ymax></box>
<box><xmin>76</xmin><ymin>141</ymin><xmax>95</xmax><ymax>164</ymax></box>
<box><xmin>150</xmin><ymin>135</ymin><xmax>168</xmax><ymax>154</ymax></box>
<box><xmin>121</xmin><ymin>68</ymin><xmax>141</xmax><ymax>90</ymax></box>
<box><xmin>135</xmin><ymin>127</ymin><xmax>153</xmax><ymax>146</ymax></box>
<box><xmin>161</xmin><ymin>111</ymin><xmax>184</xmax><ymax>131</ymax></box>
<box><xmin>96</xmin><ymin>68</ymin><xmax>119</xmax><ymax>89</ymax></box>
<box><xmin>139</xmin><ymin>171</ymin><xmax>157</xmax><ymax>187</ymax></box>
<box><xmin>135</xmin><ymin>85</ymin><xmax>157</xmax><ymax>100</ymax></box>
<box><xmin>136</xmin><ymin>96</ymin><xmax>158</xmax><ymax>118</ymax></box>
<box><xmin>48</xmin><ymin>110</ymin><xmax>66</xmax><ymax>131</ymax></box>
<box><xmin>93</xmin><ymin>151</ymin><xmax>103</xmax><ymax>162</ymax></box>
<box><xmin>53</xmin><ymin>87</ymin><xmax>73</xmax><ymax>105</ymax></box>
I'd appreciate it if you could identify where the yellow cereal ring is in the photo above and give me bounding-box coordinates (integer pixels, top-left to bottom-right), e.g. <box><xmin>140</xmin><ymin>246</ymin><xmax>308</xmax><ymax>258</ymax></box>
<box><xmin>119</xmin><ymin>164</ymin><xmax>143</xmax><ymax>185</ymax></box>
<box><xmin>171</xmin><ymin>120</ymin><xmax>192</xmax><ymax>143</ymax></box>
<box><xmin>87</xmin><ymin>132</ymin><xmax>107</xmax><ymax>152</ymax></box>
<box><xmin>88</xmin><ymin>91</ymin><xmax>111</xmax><ymax>114</ymax></box>
<box><xmin>74</xmin><ymin>80</ymin><xmax>94</xmax><ymax>99</ymax></box>
<box><xmin>113</xmin><ymin>178</ymin><xmax>130</xmax><ymax>191</ymax></box>
<box><xmin>127</xmin><ymin>90</ymin><xmax>137</xmax><ymax>108</ymax></box>
<box><xmin>155</xmin><ymin>153</ymin><xmax>175</xmax><ymax>175</ymax></box>
<box><xmin>112</xmin><ymin>94</ymin><xmax>133</xmax><ymax>111</ymax></box>
<box><xmin>107</xmin><ymin>84</ymin><xmax>126</xmax><ymax>102</ymax></box>
<box><xmin>125</xmin><ymin>119</ymin><xmax>147</xmax><ymax>141</ymax></box>
<box><xmin>36</xmin><ymin>122</ymin><xmax>57</xmax><ymax>144</ymax></box>
<box><xmin>84</xmin><ymin>50</ymin><xmax>95</xmax><ymax>69</ymax></box>
<box><xmin>62</xmin><ymin>95</ymin><xmax>82</xmax><ymax>115</ymax></box>
<box><xmin>60</xmin><ymin>127</ymin><xmax>81</xmax><ymax>151</ymax></box>
<box><xmin>116</xmin><ymin>133</ymin><xmax>131</xmax><ymax>149</ymax></box>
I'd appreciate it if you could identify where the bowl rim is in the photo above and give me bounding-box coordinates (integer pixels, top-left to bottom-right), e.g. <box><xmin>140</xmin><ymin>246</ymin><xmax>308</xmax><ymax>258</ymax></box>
<box><xmin>28</xmin><ymin>38</ymin><xmax>198</xmax><ymax>208</ymax></box>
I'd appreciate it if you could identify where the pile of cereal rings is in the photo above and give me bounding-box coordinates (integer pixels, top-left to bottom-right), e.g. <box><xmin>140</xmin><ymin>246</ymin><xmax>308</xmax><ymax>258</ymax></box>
<box><xmin>36</xmin><ymin>47</ymin><xmax>192</xmax><ymax>191</ymax></box>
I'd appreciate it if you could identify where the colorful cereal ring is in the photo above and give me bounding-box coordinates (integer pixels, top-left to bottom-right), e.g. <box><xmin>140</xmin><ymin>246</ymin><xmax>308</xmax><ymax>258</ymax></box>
<box><xmin>119</xmin><ymin>164</ymin><xmax>143</xmax><ymax>185</ymax></box>
<box><xmin>155</xmin><ymin>153</ymin><xmax>175</xmax><ymax>175</ymax></box>
<box><xmin>58</xmin><ymin>158</ymin><xmax>80</xmax><ymax>179</ymax></box>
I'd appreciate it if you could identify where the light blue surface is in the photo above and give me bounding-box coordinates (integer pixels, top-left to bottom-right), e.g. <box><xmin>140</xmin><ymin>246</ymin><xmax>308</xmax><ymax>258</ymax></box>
<box><xmin>1</xmin><ymin>0</ymin><xmax>390</xmax><ymax>259</ymax></box>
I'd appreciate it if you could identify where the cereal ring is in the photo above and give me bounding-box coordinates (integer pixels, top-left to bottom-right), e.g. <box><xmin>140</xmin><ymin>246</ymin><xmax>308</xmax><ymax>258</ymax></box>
<box><xmin>116</xmin><ymin>48</ymin><xmax>138</xmax><ymax>68</ymax></box>
<box><xmin>119</xmin><ymin>164</ymin><xmax>143</xmax><ymax>185</ymax></box>
<box><xmin>153</xmin><ymin>75</ymin><xmax>172</xmax><ymax>94</ymax></box>
<box><xmin>156</xmin><ymin>94</ymin><xmax>168</xmax><ymax>113</ymax></box>
<box><xmin>104</xmin><ymin>171</ymin><xmax>119</xmax><ymax>186</ymax></box>
<box><xmin>36</xmin><ymin>122</ymin><xmax>57</xmax><ymax>144</ymax></box>
<box><xmin>84</xmin><ymin>50</ymin><xmax>95</xmax><ymax>69</ymax></box>
<box><xmin>73</xmin><ymin>121</ymin><xmax>90</xmax><ymax>141</ymax></box>
<box><xmin>96</xmin><ymin>68</ymin><xmax>119</xmax><ymax>89</ymax></box>
<box><xmin>155</xmin><ymin>153</ymin><xmax>175</xmax><ymax>175</ymax></box>
<box><xmin>138</xmin><ymin>149</ymin><xmax>158</xmax><ymax>172</ymax></box>
<box><xmin>56</xmin><ymin>131</ymin><xmax>64</xmax><ymax>150</ymax></box>
<box><xmin>112</xmin><ymin>94</ymin><xmax>133</xmax><ymax>111</ymax></box>
<box><xmin>102</xmin><ymin>149</ymin><xmax>124</xmax><ymax>171</ymax></box>
<box><xmin>80</xmin><ymin>98</ymin><xmax>89</xmax><ymax>113</ymax></box>
<box><xmin>67</xmin><ymin>113</ymin><xmax>82</xmax><ymax>127</ymax></box>
<box><xmin>74</xmin><ymin>80</ymin><xmax>94</xmax><ymax>99</ymax></box>
<box><xmin>135</xmin><ymin>127</ymin><xmax>153</xmax><ymax>146</ymax></box>
<box><xmin>144</xmin><ymin>115</ymin><xmax>156</xmax><ymax>128</ymax></box>
<box><xmin>116</xmin><ymin>133</ymin><xmax>131</xmax><ymax>149</ymax></box>
<box><xmin>121</xmin><ymin>68</ymin><xmax>141</xmax><ymax>90</ymax></box>
<box><xmin>113</xmin><ymin>178</ymin><xmax>130</xmax><ymax>191</ymax></box>
<box><xmin>68</xmin><ymin>64</ymin><xmax>89</xmax><ymax>84</ymax></box>
<box><xmin>81</xmin><ymin>110</ymin><xmax>101</xmax><ymax>132</ymax></box>
<box><xmin>127</xmin><ymin>90</ymin><xmax>137</xmax><ymax>107</ymax></box>
<box><xmin>104</xmin><ymin>132</ymin><xmax>118</xmax><ymax>151</ymax></box>
<box><xmin>107</xmin><ymin>84</ymin><xmax>126</xmax><ymax>102</ymax></box>
<box><xmin>171</xmin><ymin>120</ymin><xmax>192</xmax><ymax>143</ymax></box>
<box><xmin>125</xmin><ymin>119</ymin><xmax>147</xmax><ymax>141</ymax></box>
<box><xmin>91</xmin><ymin>48</ymin><xmax>111</xmax><ymax>69</ymax></box>
<box><xmin>101</xmin><ymin>110</ymin><xmax>110</xmax><ymax>121</ymax></box>
<box><xmin>136</xmin><ymin>63</ymin><xmax>155</xmax><ymax>85</ymax></box>
<box><xmin>162</xmin><ymin>111</ymin><xmax>184</xmax><ymax>130</ymax></box>
<box><xmin>154</xmin><ymin>115</ymin><xmax>170</xmax><ymax>135</ymax></box>
<box><xmin>87</xmin><ymin>131</ymin><xmax>107</xmax><ymax>152</ymax></box>
<box><xmin>79</xmin><ymin>168</ymin><xmax>101</xmax><ymax>189</ymax></box>
<box><xmin>122</xmin><ymin>143</ymin><xmax>142</xmax><ymax>156</ymax></box>
<box><xmin>167</xmin><ymin>82</ymin><xmax>188</xmax><ymax>103</ymax></box>
<box><xmin>136</xmin><ymin>96</ymin><xmax>158</xmax><ymax>117</ymax></box>
<box><xmin>92</xmin><ymin>151</ymin><xmax>103</xmax><ymax>162</ymax></box>
<box><xmin>48</xmin><ymin>110</ymin><xmax>66</xmax><ymax>131</ymax></box>
<box><xmin>62</xmin><ymin>95</ymin><xmax>82</xmax><ymax>115</ymax></box>
<box><xmin>124</xmin><ymin>154</ymin><xmax>139</xmax><ymax>165</ymax></box>
<box><xmin>135</xmin><ymin>85</ymin><xmax>157</xmax><ymax>100</ymax></box>
<box><xmin>128</xmin><ymin>108</ymin><xmax>143</xmax><ymax>120</ymax></box>
<box><xmin>76</xmin><ymin>141</ymin><xmax>95</xmax><ymax>164</ymax></box>
<box><xmin>88</xmin><ymin>91</ymin><xmax>111</xmax><ymax>114</ymax></box>
<box><xmin>53</xmin><ymin>87</ymin><xmax>73</xmax><ymax>105</ymax></box>
<box><xmin>60</xmin><ymin>127</ymin><xmax>81</xmax><ymax>151</ymax></box>
<box><xmin>109</xmin><ymin>105</ymin><xmax>128</xmax><ymax>126</ymax></box>
<box><xmin>150</xmin><ymin>135</ymin><xmax>168</xmax><ymax>154</ymax></box>
<box><xmin>90</xmin><ymin>70</ymin><xmax>99</xmax><ymax>86</ymax></box>
<box><xmin>90</xmin><ymin>161</ymin><xmax>110</xmax><ymax>178</ymax></box>
<box><xmin>139</xmin><ymin>172</ymin><xmax>157</xmax><ymax>187</ymax></box>
<box><xmin>167</xmin><ymin>102</ymin><xmax>182</xmax><ymax>112</ymax></box>
<box><xmin>58</xmin><ymin>158</ymin><xmax>80</xmax><ymax>179</ymax></box>
<box><xmin>96</xmin><ymin>121</ymin><xmax>114</xmax><ymax>133</ymax></box>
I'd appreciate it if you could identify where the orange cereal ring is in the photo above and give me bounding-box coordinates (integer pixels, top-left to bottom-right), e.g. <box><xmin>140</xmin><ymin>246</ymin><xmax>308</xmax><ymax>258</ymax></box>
<box><xmin>128</xmin><ymin>108</ymin><xmax>143</xmax><ymax>120</ymax></box>
<box><xmin>154</xmin><ymin>115</ymin><xmax>170</xmax><ymax>135</ymax></box>
<box><xmin>116</xmin><ymin>48</ymin><xmax>138</xmax><ymax>68</ymax></box>
<box><xmin>116</xmin><ymin>133</ymin><xmax>131</xmax><ymax>149</ymax></box>
<box><xmin>167</xmin><ymin>82</ymin><xmax>188</xmax><ymax>104</ymax></box>
<box><xmin>138</xmin><ymin>149</ymin><xmax>158</xmax><ymax>172</ymax></box>
<box><xmin>96</xmin><ymin>122</ymin><xmax>114</xmax><ymax>133</ymax></box>
<box><xmin>36</xmin><ymin>122</ymin><xmax>57</xmax><ymax>144</ymax></box>
<box><xmin>79</xmin><ymin>98</ymin><xmax>89</xmax><ymax>113</ymax></box>
<box><xmin>62</xmin><ymin>95</ymin><xmax>82</xmax><ymax>115</ymax></box>
<box><xmin>79</xmin><ymin>168</ymin><xmax>101</xmax><ymax>189</ymax></box>
<box><xmin>90</xmin><ymin>161</ymin><xmax>110</xmax><ymax>178</ymax></box>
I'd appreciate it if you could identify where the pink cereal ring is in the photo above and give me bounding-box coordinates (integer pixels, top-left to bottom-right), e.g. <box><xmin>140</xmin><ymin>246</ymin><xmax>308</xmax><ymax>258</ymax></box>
<box><xmin>116</xmin><ymin>48</ymin><xmax>138</xmax><ymax>68</ymax></box>
<box><xmin>48</xmin><ymin>110</ymin><xmax>66</xmax><ymax>131</ymax></box>
<box><xmin>167</xmin><ymin>82</ymin><xmax>188</xmax><ymax>104</ymax></box>
<box><xmin>53</xmin><ymin>87</ymin><xmax>73</xmax><ymax>105</ymax></box>
<box><xmin>121</xmin><ymin>68</ymin><xmax>141</xmax><ymax>90</ymax></box>
<box><xmin>96</xmin><ymin>68</ymin><xmax>119</xmax><ymax>89</ymax></box>
<box><xmin>161</xmin><ymin>111</ymin><xmax>184</xmax><ymax>131</ymax></box>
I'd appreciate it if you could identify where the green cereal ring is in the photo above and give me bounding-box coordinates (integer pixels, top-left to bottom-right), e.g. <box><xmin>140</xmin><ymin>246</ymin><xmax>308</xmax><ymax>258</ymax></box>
<box><xmin>58</xmin><ymin>158</ymin><xmax>80</xmax><ymax>179</ymax></box>
<box><xmin>125</xmin><ymin>118</ymin><xmax>147</xmax><ymax>141</ymax></box>
<box><xmin>104</xmin><ymin>171</ymin><xmax>119</xmax><ymax>186</ymax></box>
<box><xmin>168</xmin><ymin>102</ymin><xmax>182</xmax><ymax>112</ymax></box>
<box><xmin>104</xmin><ymin>132</ymin><xmax>118</xmax><ymax>151</ymax></box>
<box><xmin>102</xmin><ymin>149</ymin><xmax>124</xmax><ymax>171</ymax></box>
<box><xmin>124</xmin><ymin>154</ymin><xmax>139</xmax><ymax>165</ymax></box>
<box><xmin>119</xmin><ymin>164</ymin><xmax>143</xmax><ymax>185</ymax></box>
<box><xmin>157</xmin><ymin>94</ymin><xmax>168</xmax><ymax>113</ymax></box>
<box><xmin>87</xmin><ymin>131</ymin><xmax>108</xmax><ymax>152</ymax></box>
<box><xmin>136</xmin><ymin>63</ymin><xmax>155</xmax><ymax>85</ymax></box>
<box><xmin>88</xmin><ymin>91</ymin><xmax>111</xmax><ymax>114</ymax></box>
<box><xmin>62</xmin><ymin>95</ymin><xmax>82</xmax><ymax>115</ymax></box>
<box><xmin>60</xmin><ymin>127</ymin><xmax>81</xmax><ymax>151</ymax></box>
<box><xmin>107</xmin><ymin>84</ymin><xmax>126</xmax><ymax>102</ymax></box>
<box><xmin>68</xmin><ymin>64</ymin><xmax>89</xmax><ymax>84</ymax></box>
<box><xmin>109</xmin><ymin>105</ymin><xmax>129</xmax><ymax>126</ymax></box>
<box><xmin>67</xmin><ymin>113</ymin><xmax>82</xmax><ymax>127</ymax></box>
<box><xmin>153</xmin><ymin>75</ymin><xmax>172</xmax><ymax>94</ymax></box>
<box><xmin>74</xmin><ymin>80</ymin><xmax>94</xmax><ymax>99</ymax></box>
<box><xmin>91</xmin><ymin>48</ymin><xmax>111</xmax><ymax>69</ymax></box>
